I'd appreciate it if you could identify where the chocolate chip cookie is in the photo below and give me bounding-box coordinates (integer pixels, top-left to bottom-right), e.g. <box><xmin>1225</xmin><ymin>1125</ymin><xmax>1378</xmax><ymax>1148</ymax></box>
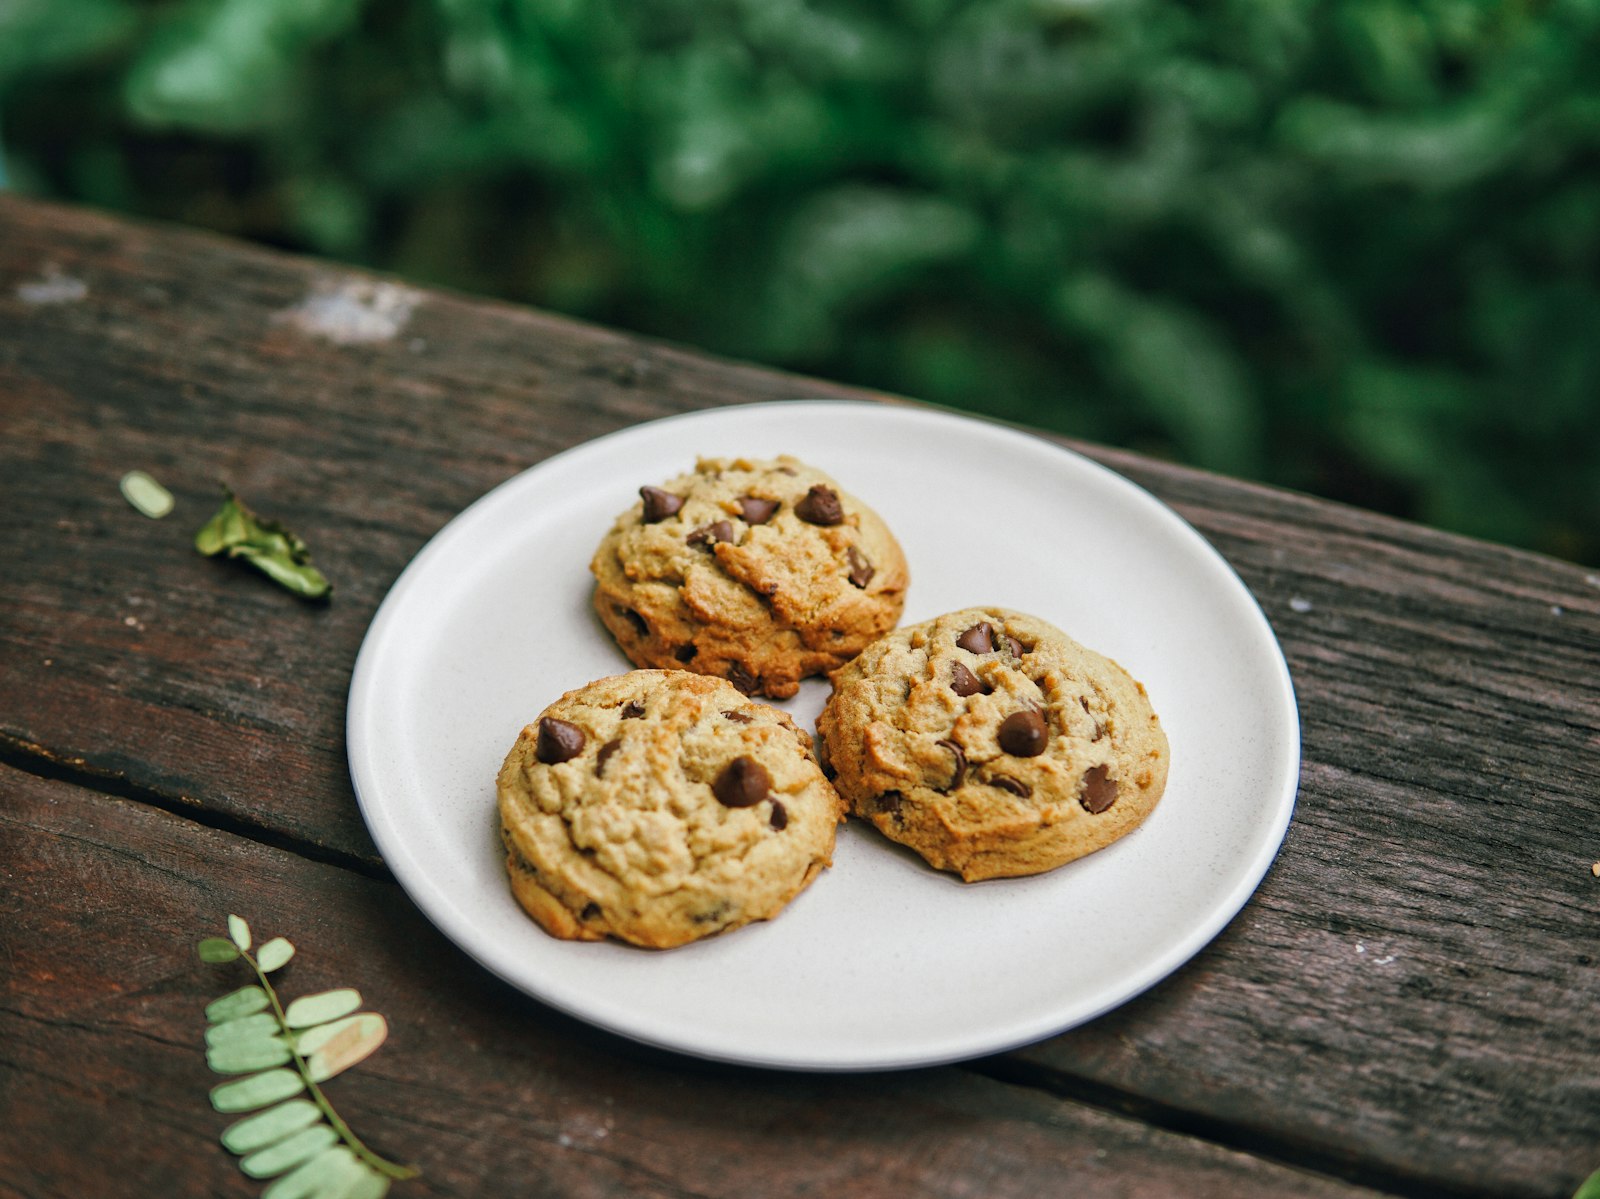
<box><xmin>496</xmin><ymin>670</ymin><xmax>844</xmax><ymax>948</ymax></box>
<box><xmin>815</xmin><ymin>608</ymin><xmax>1168</xmax><ymax>881</ymax></box>
<box><xmin>590</xmin><ymin>455</ymin><xmax>908</xmax><ymax>699</ymax></box>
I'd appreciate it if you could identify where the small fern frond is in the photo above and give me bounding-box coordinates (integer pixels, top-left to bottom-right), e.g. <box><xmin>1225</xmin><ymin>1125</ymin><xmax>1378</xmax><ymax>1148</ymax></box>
<box><xmin>198</xmin><ymin>915</ymin><xmax>418</xmax><ymax>1198</ymax></box>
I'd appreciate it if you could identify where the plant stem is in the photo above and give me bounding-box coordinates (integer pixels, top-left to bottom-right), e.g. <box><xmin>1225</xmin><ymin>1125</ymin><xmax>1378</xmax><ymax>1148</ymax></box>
<box><xmin>242</xmin><ymin>949</ymin><xmax>420</xmax><ymax>1181</ymax></box>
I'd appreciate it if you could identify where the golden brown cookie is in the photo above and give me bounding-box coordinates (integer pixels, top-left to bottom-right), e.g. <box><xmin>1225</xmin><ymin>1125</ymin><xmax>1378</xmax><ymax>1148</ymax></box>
<box><xmin>816</xmin><ymin>608</ymin><xmax>1168</xmax><ymax>881</ymax></box>
<box><xmin>496</xmin><ymin>670</ymin><xmax>843</xmax><ymax>948</ymax></box>
<box><xmin>590</xmin><ymin>455</ymin><xmax>908</xmax><ymax>699</ymax></box>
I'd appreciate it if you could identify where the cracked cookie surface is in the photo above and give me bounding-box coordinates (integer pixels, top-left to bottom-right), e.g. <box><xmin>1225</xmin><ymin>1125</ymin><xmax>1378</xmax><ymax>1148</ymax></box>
<box><xmin>816</xmin><ymin>608</ymin><xmax>1168</xmax><ymax>881</ymax></box>
<box><xmin>590</xmin><ymin>455</ymin><xmax>908</xmax><ymax>699</ymax></box>
<box><xmin>497</xmin><ymin>670</ymin><xmax>843</xmax><ymax>948</ymax></box>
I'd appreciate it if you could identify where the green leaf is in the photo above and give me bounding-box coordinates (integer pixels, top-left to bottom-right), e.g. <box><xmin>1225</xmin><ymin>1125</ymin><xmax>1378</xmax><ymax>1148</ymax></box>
<box><xmin>284</xmin><ymin>988</ymin><xmax>362</xmax><ymax>1029</ymax></box>
<box><xmin>303</xmin><ymin>1013</ymin><xmax>387</xmax><ymax>1084</ymax></box>
<box><xmin>207</xmin><ymin>1035</ymin><xmax>293</xmax><ymax>1074</ymax></box>
<box><xmin>194</xmin><ymin>485</ymin><xmax>332</xmax><ymax>601</ymax></box>
<box><xmin>206</xmin><ymin>1011</ymin><xmax>281</xmax><ymax>1047</ymax></box>
<box><xmin>208</xmin><ymin>985</ymin><xmax>271</xmax><ymax>1023</ymax></box>
<box><xmin>293</xmin><ymin>1013</ymin><xmax>366</xmax><ymax>1057</ymax></box>
<box><xmin>1574</xmin><ymin>1167</ymin><xmax>1600</xmax><ymax>1199</ymax></box>
<box><xmin>258</xmin><ymin>937</ymin><xmax>296</xmax><ymax>973</ymax></box>
<box><xmin>338</xmin><ymin>1165</ymin><xmax>392</xmax><ymax>1199</ymax></box>
<box><xmin>261</xmin><ymin>1146</ymin><xmax>366</xmax><ymax>1199</ymax></box>
<box><xmin>240</xmin><ymin>547</ymin><xmax>333</xmax><ymax>600</ymax></box>
<box><xmin>198</xmin><ymin>917</ymin><xmax>415</xmax><ymax>1187</ymax></box>
<box><xmin>1054</xmin><ymin>274</ymin><xmax>1262</xmax><ymax>476</ymax></box>
<box><xmin>221</xmin><ymin>1098</ymin><xmax>323</xmax><ymax>1154</ymax></box>
<box><xmin>119</xmin><ymin>470</ymin><xmax>174</xmax><ymax>519</ymax></box>
<box><xmin>241</xmin><ymin>1124</ymin><xmax>341</xmax><ymax>1179</ymax></box>
<box><xmin>198</xmin><ymin>937</ymin><xmax>241</xmax><ymax>963</ymax></box>
<box><xmin>211</xmin><ymin>1069</ymin><xmax>306</xmax><ymax>1113</ymax></box>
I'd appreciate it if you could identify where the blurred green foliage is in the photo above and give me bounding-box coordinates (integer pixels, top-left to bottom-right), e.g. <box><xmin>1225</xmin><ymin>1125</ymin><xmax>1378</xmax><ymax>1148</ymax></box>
<box><xmin>5</xmin><ymin>0</ymin><xmax>1600</xmax><ymax>561</ymax></box>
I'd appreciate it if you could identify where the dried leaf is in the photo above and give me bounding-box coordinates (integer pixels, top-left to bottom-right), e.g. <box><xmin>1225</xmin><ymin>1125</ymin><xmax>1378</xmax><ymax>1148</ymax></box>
<box><xmin>120</xmin><ymin>470</ymin><xmax>174</xmax><ymax>519</ymax></box>
<box><xmin>293</xmin><ymin>1014</ymin><xmax>364</xmax><ymax>1057</ymax></box>
<box><xmin>208</xmin><ymin>985</ymin><xmax>271</xmax><ymax>1024</ymax></box>
<box><xmin>229</xmin><ymin>915</ymin><xmax>253</xmax><ymax>952</ymax></box>
<box><xmin>222</xmin><ymin>1099</ymin><xmax>323</xmax><ymax>1154</ymax></box>
<box><xmin>198</xmin><ymin>937</ymin><xmax>241</xmax><ymax>963</ymax></box>
<box><xmin>304</xmin><ymin>1014</ymin><xmax>387</xmax><ymax>1084</ymax></box>
<box><xmin>195</xmin><ymin>485</ymin><xmax>332</xmax><ymax>601</ymax></box>
<box><xmin>211</xmin><ymin>1069</ymin><xmax>306</xmax><ymax>1113</ymax></box>
<box><xmin>208</xmin><ymin>1035</ymin><xmax>293</xmax><ymax>1074</ymax></box>
<box><xmin>257</xmin><ymin>937</ymin><xmax>296</xmax><ymax>973</ymax></box>
<box><xmin>241</xmin><ymin>1125</ymin><xmax>340</xmax><ymax>1178</ymax></box>
<box><xmin>283</xmin><ymin>988</ymin><xmax>362</xmax><ymax>1030</ymax></box>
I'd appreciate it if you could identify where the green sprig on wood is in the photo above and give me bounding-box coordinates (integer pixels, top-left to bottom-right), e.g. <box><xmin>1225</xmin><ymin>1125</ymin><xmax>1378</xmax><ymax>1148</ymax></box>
<box><xmin>198</xmin><ymin>915</ymin><xmax>416</xmax><ymax>1198</ymax></box>
<box><xmin>195</xmin><ymin>485</ymin><xmax>331</xmax><ymax>601</ymax></box>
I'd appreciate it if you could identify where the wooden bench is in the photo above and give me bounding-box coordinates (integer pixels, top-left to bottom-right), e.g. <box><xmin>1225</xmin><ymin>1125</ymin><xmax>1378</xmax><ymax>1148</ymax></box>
<box><xmin>2</xmin><ymin>194</ymin><xmax>1596</xmax><ymax>1199</ymax></box>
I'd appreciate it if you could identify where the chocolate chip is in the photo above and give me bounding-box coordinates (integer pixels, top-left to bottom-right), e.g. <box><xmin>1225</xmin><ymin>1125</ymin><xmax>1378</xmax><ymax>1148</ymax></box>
<box><xmin>769</xmin><ymin>800</ymin><xmax>788</xmax><ymax>831</ymax></box>
<box><xmin>581</xmin><ymin>902</ymin><xmax>602</xmax><ymax>921</ymax></box>
<box><xmin>687</xmin><ymin>519</ymin><xmax>734</xmax><ymax>547</ymax></box>
<box><xmin>691</xmin><ymin>901</ymin><xmax>731</xmax><ymax>925</ymax></box>
<box><xmin>795</xmin><ymin>484</ymin><xmax>843</xmax><ymax>526</ymax></box>
<box><xmin>727</xmin><ymin>662</ymin><xmax>759</xmax><ymax>694</ymax></box>
<box><xmin>950</xmin><ymin>661</ymin><xmax>990</xmax><ymax>697</ymax></box>
<box><xmin>639</xmin><ymin>486</ymin><xmax>684</xmax><ymax>523</ymax></box>
<box><xmin>1003</xmin><ymin>634</ymin><xmax>1027</xmax><ymax>657</ymax></box>
<box><xmin>621</xmin><ymin>700</ymin><xmax>645</xmax><ymax>719</ymax></box>
<box><xmin>535</xmin><ymin>717</ymin><xmax>585</xmax><ymax>764</ymax></box>
<box><xmin>617</xmin><ymin>606</ymin><xmax>648</xmax><ymax>636</ymax></box>
<box><xmin>595</xmin><ymin>737</ymin><xmax>622</xmax><ymax>775</ymax></box>
<box><xmin>875</xmin><ymin>790</ymin><xmax>904</xmax><ymax>818</ymax></box>
<box><xmin>722</xmin><ymin>709</ymin><xmax>754</xmax><ymax>723</ymax></box>
<box><xmin>998</xmin><ymin>709</ymin><xmax>1048</xmax><ymax>757</ymax></box>
<box><xmin>846</xmin><ymin>546</ymin><xmax>874</xmax><ymax>588</ymax></box>
<box><xmin>936</xmin><ymin>738</ymin><xmax>966</xmax><ymax>790</ymax></box>
<box><xmin>1080</xmin><ymin>765</ymin><xmax>1118</xmax><ymax>813</ymax></box>
<box><xmin>713</xmin><ymin>755</ymin><xmax>770</xmax><ymax>807</ymax></box>
<box><xmin>738</xmin><ymin>496</ymin><xmax>779</xmax><ymax>524</ymax></box>
<box><xmin>957</xmin><ymin>622</ymin><xmax>995</xmax><ymax>654</ymax></box>
<box><xmin>673</xmin><ymin>643</ymin><xmax>698</xmax><ymax>662</ymax></box>
<box><xmin>989</xmin><ymin>774</ymin><xmax>1032</xmax><ymax>797</ymax></box>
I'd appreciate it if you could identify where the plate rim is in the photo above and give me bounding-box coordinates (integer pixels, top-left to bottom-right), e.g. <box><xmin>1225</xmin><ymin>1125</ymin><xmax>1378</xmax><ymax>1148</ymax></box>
<box><xmin>347</xmin><ymin>398</ymin><xmax>1301</xmax><ymax>1071</ymax></box>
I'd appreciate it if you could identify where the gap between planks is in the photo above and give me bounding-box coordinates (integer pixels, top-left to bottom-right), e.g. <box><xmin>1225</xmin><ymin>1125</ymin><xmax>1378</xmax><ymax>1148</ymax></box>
<box><xmin>0</xmin><ymin>729</ymin><xmax>389</xmax><ymax>881</ymax></box>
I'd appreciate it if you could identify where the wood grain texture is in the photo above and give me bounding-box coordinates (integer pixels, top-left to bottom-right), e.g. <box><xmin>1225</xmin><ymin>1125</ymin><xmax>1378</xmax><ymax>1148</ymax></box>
<box><xmin>0</xmin><ymin>764</ymin><xmax>1385</xmax><ymax>1199</ymax></box>
<box><xmin>0</xmin><ymin>195</ymin><xmax>873</xmax><ymax>861</ymax></box>
<box><xmin>2</xmin><ymin>195</ymin><xmax>1598</xmax><ymax>1198</ymax></box>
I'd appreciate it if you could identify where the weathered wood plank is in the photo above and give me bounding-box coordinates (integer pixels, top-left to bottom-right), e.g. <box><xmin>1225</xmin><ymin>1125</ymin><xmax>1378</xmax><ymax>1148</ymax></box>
<box><xmin>0</xmin><ymin>194</ymin><xmax>871</xmax><ymax>860</ymax></box>
<box><xmin>1017</xmin><ymin>454</ymin><xmax>1600</xmax><ymax>1197</ymax></box>
<box><xmin>3</xmin><ymin>196</ymin><xmax>1598</xmax><ymax>1197</ymax></box>
<box><xmin>0</xmin><ymin>764</ymin><xmax>1386</xmax><ymax>1199</ymax></box>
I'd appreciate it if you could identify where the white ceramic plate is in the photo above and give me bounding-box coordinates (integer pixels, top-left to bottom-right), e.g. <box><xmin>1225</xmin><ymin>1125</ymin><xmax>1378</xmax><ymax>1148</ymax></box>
<box><xmin>347</xmin><ymin>400</ymin><xmax>1299</xmax><ymax>1071</ymax></box>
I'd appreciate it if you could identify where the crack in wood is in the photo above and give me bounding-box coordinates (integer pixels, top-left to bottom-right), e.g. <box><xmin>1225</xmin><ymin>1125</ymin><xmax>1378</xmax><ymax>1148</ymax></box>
<box><xmin>964</xmin><ymin>1056</ymin><xmax>1489</xmax><ymax>1199</ymax></box>
<box><xmin>0</xmin><ymin>729</ymin><xmax>390</xmax><ymax>883</ymax></box>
